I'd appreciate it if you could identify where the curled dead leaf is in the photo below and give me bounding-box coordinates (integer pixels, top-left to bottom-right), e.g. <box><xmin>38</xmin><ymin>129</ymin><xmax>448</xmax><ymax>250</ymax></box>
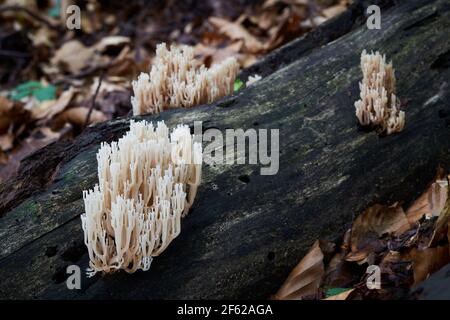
<box><xmin>209</xmin><ymin>17</ymin><xmax>265</xmax><ymax>54</ymax></box>
<box><xmin>0</xmin><ymin>133</ymin><xmax>14</xmax><ymax>151</ymax></box>
<box><xmin>32</xmin><ymin>87</ymin><xmax>77</xmax><ymax>120</ymax></box>
<box><xmin>347</xmin><ymin>203</ymin><xmax>411</xmax><ymax>263</ymax></box>
<box><xmin>0</xmin><ymin>96</ymin><xmax>29</xmax><ymax>134</ymax></box>
<box><xmin>322</xmin><ymin>3</ymin><xmax>347</xmax><ymax>18</ymax></box>
<box><xmin>51</xmin><ymin>40</ymin><xmax>96</xmax><ymax>74</ymax></box>
<box><xmin>94</xmin><ymin>36</ymin><xmax>130</xmax><ymax>53</ymax></box>
<box><xmin>52</xmin><ymin>107</ymin><xmax>107</xmax><ymax>129</ymax></box>
<box><xmin>273</xmin><ymin>240</ymin><xmax>325</xmax><ymax>300</ymax></box>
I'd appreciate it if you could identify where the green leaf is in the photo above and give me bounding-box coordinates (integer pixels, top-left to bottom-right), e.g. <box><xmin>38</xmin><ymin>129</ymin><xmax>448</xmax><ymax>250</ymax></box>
<box><xmin>10</xmin><ymin>81</ymin><xmax>57</xmax><ymax>102</ymax></box>
<box><xmin>325</xmin><ymin>287</ymin><xmax>352</xmax><ymax>298</ymax></box>
<box><xmin>33</xmin><ymin>85</ymin><xmax>57</xmax><ymax>101</ymax></box>
<box><xmin>234</xmin><ymin>79</ymin><xmax>243</xmax><ymax>92</ymax></box>
<box><xmin>48</xmin><ymin>0</ymin><xmax>61</xmax><ymax>17</ymax></box>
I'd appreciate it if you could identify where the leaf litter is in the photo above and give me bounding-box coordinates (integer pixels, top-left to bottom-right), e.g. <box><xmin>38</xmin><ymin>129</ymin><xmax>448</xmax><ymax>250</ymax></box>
<box><xmin>274</xmin><ymin>169</ymin><xmax>450</xmax><ymax>300</ymax></box>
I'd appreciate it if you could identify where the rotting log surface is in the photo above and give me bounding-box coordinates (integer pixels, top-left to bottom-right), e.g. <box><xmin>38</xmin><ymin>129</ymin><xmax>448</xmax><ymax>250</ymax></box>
<box><xmin>1</xmin><ymin>0</ymin><xmax>450</xmax><ymax>299</ymax></box>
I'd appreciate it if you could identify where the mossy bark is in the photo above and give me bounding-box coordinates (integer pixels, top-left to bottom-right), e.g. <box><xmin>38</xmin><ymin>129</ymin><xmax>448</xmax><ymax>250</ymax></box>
<box><xmin>1</xmin><ymin>0</ymin><xmax>450</xmax><ymax>299</ymax></box>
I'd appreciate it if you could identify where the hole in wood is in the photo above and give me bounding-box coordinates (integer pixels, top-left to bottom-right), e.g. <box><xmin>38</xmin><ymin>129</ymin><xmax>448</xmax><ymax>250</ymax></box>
<box><xmin>238</xmin><ymin>174</ymin><xmax>250</xmax><ymax>184</ymax></box>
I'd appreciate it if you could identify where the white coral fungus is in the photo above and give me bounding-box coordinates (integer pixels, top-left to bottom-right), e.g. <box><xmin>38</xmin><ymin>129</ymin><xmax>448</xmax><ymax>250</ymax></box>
<box><xmin>245</xmin><ymin>74</ymin><xmax>262</xmax><ymax>87</ymax></box>
<box><xmin>354</xmin><ymin>50</ymin><xmax>405</xmax><ymax>135</ymax></box>
<box><xmin>81</xmin><ymin>120</ymin><xmax>202</xmax><ymax>276</ymax></box>
<box><xmin>131</xmin><ymin>43</ymin><xmax>239</xmax><ymax>115</ymax></box>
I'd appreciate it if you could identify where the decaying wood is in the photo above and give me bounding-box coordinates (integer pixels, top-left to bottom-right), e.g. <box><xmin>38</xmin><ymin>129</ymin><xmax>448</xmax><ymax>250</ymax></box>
<box><xmin>1</xmin><ymin>0</ymin><xmax>450</xmax><ymax>299</ymax></box>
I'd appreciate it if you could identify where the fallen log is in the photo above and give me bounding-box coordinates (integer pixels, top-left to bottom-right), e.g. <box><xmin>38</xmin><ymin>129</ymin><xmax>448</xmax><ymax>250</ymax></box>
<box><xmin>1</xmin><ymin>0</ymin><xmax>450</xmax><ymax>299</ymax></box>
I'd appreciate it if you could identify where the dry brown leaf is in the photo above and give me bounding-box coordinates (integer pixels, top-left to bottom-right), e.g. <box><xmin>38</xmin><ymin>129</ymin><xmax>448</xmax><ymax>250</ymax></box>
<box><xmin>323</xmin><ymin>229</ymin><xmax>363</xmax><ymax>287</ymax></box>
<box><xmin>31</xmin><ymin>87</ymin><xmax>77</xmax><ymax>120</ymax></box>
<box><xmin>53</xmin><ymin>107</ymin><xmax>107</xmax><ymax>128</ymax></box>
<box><xmin>322</xmin><ymin>4</ymin><xmax>347</xmax><ymax>18</ymax></box>
<box><xmin>252</xmin><ymin>10</ymin><xmax>278</xmax><ymax>30</ymax></box>
<box><xmin>324</xmin><ymin>288</ymin><xmax>354</xmax><ymax>300</ymax></box>
<box><xmin>94</xmin><ymin>36</ymin><xmax>130</xmax><ymax>52</ymax></box>
<box><xmin>209</xmin><ymin>17</ymin><xmax>265</xmax><ymax>53</ymax></box>
<box><xmin>346</xmin><ymin>203</ymin><xmax>411</xmax><ymax>262</ymax></box>
<box><xmin>273</xmin><ymin>240</ymin><xmax>324</xmax><ymax>300</ymax></box>
<box><xmin>264</xmin><ymin>7</ymin><xmax>293</xmax><ymax>51</ymax></box>
<box><xmin>410</xmin><ymin>246</ymin><xmax>450</xmax><ymax>285</ymax></box>
<box><xmin>194</xmin><ymin>41</ymin><xmax>250</xmax><ymax>67</ymax></box>
<box><xmin>0</xmin><ymin>133</ymin><xmax>14</xmax><ymax>151</ymax></box>
<box><xmin>0</xmin><ymin>96</ymin><xmax>15</xmax><ymax>133</ymax></box>
<box><xmin>29</xmin><ymin>26</ymin><xmax>56</xmax><ymax>47</ymax></box>
<box><xmin>406</xmin><ymin>178</ymin><xmax>448</xmax><ymax>224</ymax></box>
<box><xmin>51</xmin><ymin>40</ymin><xmax>96</xmax><ymax>74</ymax></box>
<box><xmin>0</xmin><ymin>97</ymin><xmax>30</xmax><ymax>135</ymax></box>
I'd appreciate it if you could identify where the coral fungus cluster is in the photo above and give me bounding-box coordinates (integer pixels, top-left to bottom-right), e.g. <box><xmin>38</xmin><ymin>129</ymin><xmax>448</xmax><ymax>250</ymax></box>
<box><xmin>81</xmin><ymin>120</ymin><xmax>202</xmax><ymax>276</ymax></box>
<box><xmin>131</xmin><ymin>43</ymin><xmax>239</xmax><ymax>115</ymax></box>
<box><xmin>355</xmin><ymin>50</ymin><xmax>405</xmax><ymax>135</ymax></box>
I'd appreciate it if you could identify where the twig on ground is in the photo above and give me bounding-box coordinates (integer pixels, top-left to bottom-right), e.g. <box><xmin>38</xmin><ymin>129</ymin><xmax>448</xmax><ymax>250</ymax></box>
<box><xmin>85</xmin><ymin>72</ymin><xmax>104</xmax><ymax>127</ymax></box>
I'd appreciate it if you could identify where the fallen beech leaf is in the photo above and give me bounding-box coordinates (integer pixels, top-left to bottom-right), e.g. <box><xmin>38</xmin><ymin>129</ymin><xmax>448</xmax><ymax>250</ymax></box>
<box><xmin>323</xmin><ymin>229</ymin><xmax>362</xmax><ymax>287</ymax></box>
<box><xmin>53</xmin><ymin>107</ymin><xmax>107</xmax><ymax>128</ymax></box>
<box><xmin>0</xmin><ymin>97</ymin><xmax>14</xmax><ymax>133</ymax></box>
<box><xmin>273</xmin><ymin>240</ymin><xmax>324</xmax><ymax>300</ymax></box>
<box><xmin>410</xmin><ymin>246</ymin><xmax>450</xmax><ymax>285</ymax></box>
<box><xmin>51</xmin><ymin>40</ymin><xmax>95</xmax><ymax>74</ymax></box>
<box><xmin>264</xmin><ymin>6</ymin><xmax>299</xmax><ymax>51</ymax></box>
<box><xmin>324</xmin><ymin>288</ymin><xmax>354</xmax><ymax>300</ymax></box>
<box><xmin>0</xmin><ymin>97</ymin><xmax>30</xmax><ymax>134</ymax></box>
<box><xmin>322</xmin><ymin>4</ymin><xmax>347</xmax><ymax>19</ymax></box>
<box><xmin>406</xmin><ymin>178</ymin><xmax>448</xmax><ymax>224</ymax></box>
<box><xmin>94</xmin><ymin>36</ymin><xmax>130</xmax><ymax>52</ymax></box>
<box><xmin>29</xmin><ymin>26</ymin><xmax>56</xmax><ymax>47</ymax></box>
<box><xmin>0</xmin><ymin>133</ymin><xmax>14</xmax><ymax>151</ymax></box>
<box><xmin>347</xmin><ymin>203</ymin><xmax>411</xmax><ymax>262</ymax></box>
<box><xmin>30</xmin><ymin>87</ymin><xmax>77</xmax><ymax>120</ymax></box>
<box><xmin>195</xmin><ymin>41</ymin><xmax>245</xmax><ymax>67</ymax></box>
<box><xmin>209</xmin><ymin>17</ymin><xmax>264</xmax><ymax>53</ymax></box>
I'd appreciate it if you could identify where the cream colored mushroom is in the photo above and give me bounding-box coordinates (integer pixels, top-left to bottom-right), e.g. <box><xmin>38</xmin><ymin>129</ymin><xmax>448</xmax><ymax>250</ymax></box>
<box><xmin>131</xmin><ymin>43</ymin><xmax>239</xmax><ymax>115</ymax></box>
<box><xmin>354</xmin><ymin>50</ymin><xmax>405</xmax><ymax>135</ymax></box>
<box><xmin>81</xmin><ymin>120</ymin><xmax>202</xmax><ymax>276</ymax></box>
